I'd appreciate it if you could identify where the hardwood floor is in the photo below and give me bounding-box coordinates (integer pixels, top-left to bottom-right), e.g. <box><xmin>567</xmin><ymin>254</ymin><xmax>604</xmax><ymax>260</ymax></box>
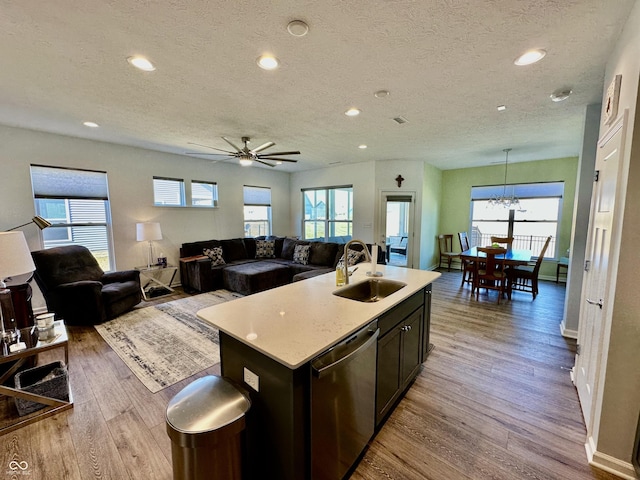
<box><xmin>0</xmin><ymin>274</ymin><xmax>619</xmax><ymax>479</ymax></box>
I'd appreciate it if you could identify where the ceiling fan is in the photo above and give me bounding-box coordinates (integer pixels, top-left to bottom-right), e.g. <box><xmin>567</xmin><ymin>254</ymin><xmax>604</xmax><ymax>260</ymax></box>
<box><xmin>186</xmin><ymin>136</ymin><xmax>300</xmax><ymax>167</ymax></box>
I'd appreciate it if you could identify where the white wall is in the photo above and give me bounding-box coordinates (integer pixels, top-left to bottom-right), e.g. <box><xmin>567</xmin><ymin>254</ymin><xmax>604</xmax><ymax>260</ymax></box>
<box><xmin>0</xmin><ymin>125</ymin><xmax>290</xmax><ymax>310</ymax></box>
<box><xmin>584</xmin><ymin>1</ymin><xmax>640</xmax><ymax>476</ymax></box>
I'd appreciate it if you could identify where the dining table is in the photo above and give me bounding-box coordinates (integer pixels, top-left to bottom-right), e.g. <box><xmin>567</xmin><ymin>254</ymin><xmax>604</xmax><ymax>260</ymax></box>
<box><xmin>459</xmin><ymin>247</ymin><xmax>533</xmax><ymax>299</ymax></box>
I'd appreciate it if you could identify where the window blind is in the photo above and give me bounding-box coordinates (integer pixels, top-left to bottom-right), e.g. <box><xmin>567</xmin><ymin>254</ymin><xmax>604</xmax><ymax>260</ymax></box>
<box><xmin>243</xmin><ymin>185</ymin><xmax>271</xmax><ymax>206</ymax></box>
<box><xmin>31</xmin><ymin>165</ymin><xmax>108</xmax><ymax>200</ymax></box>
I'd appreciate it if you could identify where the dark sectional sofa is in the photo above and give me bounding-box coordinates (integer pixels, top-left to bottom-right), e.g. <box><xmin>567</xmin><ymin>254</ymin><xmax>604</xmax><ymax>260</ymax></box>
<box><xmin>179</xmin><ymin>236</ymin><xmax>384</xmax><ymax>296</ymax></box>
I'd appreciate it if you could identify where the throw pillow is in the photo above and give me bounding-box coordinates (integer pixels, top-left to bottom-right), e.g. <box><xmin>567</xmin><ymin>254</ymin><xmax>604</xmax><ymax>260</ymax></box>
<box><xmin>336</xmin><ymin>249</ymin><xmax>364</xmax><ymax>268</ymax></box>
<box><xmin>203</xmin><ymin>247</ymin><xmax>226</xmax><ymax>267</ymax></box>
<box><xmin>255</xmin><ymin>240</ymin><xmax>276</xmax><ymax>259</ymax></box>
<box><xmin>292</xmin><ymin>244</ymin><xmax>311</xmax><ymax>265</ymax></box>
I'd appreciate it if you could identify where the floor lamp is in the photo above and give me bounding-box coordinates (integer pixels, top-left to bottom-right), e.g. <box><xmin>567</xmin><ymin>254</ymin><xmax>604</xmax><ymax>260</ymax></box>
<box><xmin>0</xmin><ymin>232</ymin><xmax>36</xmax><ymax>349</ymax></box>
<box><xmin>136</xmin><ymin>222</ymin><xmax>163</xmax><ymax>269</ymax></box>
<box><xmin>6</xmin><ymin>215</ymin><xmax>52</xmax><ymax>232</ymax></box>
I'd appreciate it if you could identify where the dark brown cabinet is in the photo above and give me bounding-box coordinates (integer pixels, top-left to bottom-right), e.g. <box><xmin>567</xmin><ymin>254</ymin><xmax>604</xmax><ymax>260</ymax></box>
<box><xmin>376</xmin><ymin>287</ymin><xmax>430</xmax><ymax>427</ymax></box>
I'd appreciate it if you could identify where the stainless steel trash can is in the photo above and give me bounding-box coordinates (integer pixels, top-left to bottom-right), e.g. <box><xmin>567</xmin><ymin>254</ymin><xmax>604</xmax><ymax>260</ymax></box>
<box><xmin>166</xmin><ymin>375</ymin><xmax>251</xmax><ymax>480</ymax></box>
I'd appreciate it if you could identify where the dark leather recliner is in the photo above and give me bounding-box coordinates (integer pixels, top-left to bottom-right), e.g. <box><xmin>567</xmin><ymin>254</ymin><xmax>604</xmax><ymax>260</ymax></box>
<box><xmin>31</xmin><ymin>245</ymin><xmax>142</xmax><ymax>325</ymax></box>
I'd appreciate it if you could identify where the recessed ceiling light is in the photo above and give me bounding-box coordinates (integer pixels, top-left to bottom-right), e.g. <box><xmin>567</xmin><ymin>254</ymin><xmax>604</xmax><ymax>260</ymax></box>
<box><xmin>358</xmin><ymin>144</ymin><xmax>367</xmax><ymax>149</ymax></box>
<box><xmin>497</xmin><ymin>105</ymin><xmax>506</xmax><ymax>111</ymax></box>
<box><xmin>287</xmin><ymin>20</ymin><xmax>309</xmax><ymax>37</ymax></box>
<box><xmin>83</xmin><ymin>121</ymin><xmax>99</xmax><ymax>128</ymax></box>
<box><xmin>345</xmin><ymin>108</ymin><xmax>360</xmax><ymax>117</ymax></box>
<box><xmin>374</xmin><ymin>90</ymin><xmax>390</xmax><ymax>98</ymax></box>
<box><xmin>127</xmin><ymin>55</ymin><xmax>156</xmax><ymax>71</ymax></box>
<box><xmin>514</xmin><ymin>49</ymin><xmax>546</xmax><ymax>66</ymax></box>
<box><xmin>550</xmin><ymin>89</ymin><xmax>572</xmax><ymax>102</ymax></box>
<box><xmin>257</xmin><ymin>55</ymin><xmax>279</xmax><ymax>70</ymax></box>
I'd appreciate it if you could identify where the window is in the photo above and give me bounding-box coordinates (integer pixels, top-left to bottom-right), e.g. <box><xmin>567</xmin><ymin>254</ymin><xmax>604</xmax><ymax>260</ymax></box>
<box><xmin>470</xmin><ymin>182</ymin><xmax>563</xmax><ymax>258</ymax></box>
<box><xmin>192</xmin><ymin>180</ymin><xmax>218</xmax><ymax>207</ymax></box>
<box><xmin>243</xmin><ymin>185</ymin><xmax>271</xmax><ymax>237</ymax></box>
<box><xmin>302</xmin><ymin>186</ymin><xmax>353</xmax><ymax>241</ymax></box>
<box><xmin>30</xmin><ymin>165</ymin><xmax>113</xmax><ymax>271</ymax></box>
<box><xmin>153</xmin><ymin>177</ymin><xmax>185</xmax><ymax>206</ymax></box>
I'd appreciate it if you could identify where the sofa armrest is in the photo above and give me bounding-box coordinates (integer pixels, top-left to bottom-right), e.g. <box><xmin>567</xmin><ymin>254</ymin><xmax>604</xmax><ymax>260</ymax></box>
<box><xmin>101</xmin><ymin>270</ymin><xmax>141</xmax><ymax>284</ymax></box>
<box><xmin>49</xmin><ymin>280</ymin><xmax>106</xmax><ymax>324</ymax></box>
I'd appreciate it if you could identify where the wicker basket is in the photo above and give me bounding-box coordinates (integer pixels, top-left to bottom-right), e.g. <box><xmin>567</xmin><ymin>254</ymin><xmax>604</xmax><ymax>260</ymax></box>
<box><xmin>14</xmin><ymin>361</ymin><xmax>69</xmax><ymax>416</ymax></box>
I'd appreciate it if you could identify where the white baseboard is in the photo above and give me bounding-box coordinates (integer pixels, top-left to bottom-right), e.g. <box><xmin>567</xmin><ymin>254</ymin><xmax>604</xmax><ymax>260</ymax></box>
<box><xmin>560</xmin><ymin>320</ymin><xmax>578</xmax><ymax>339</ymax></box>
<box><xmin>585</xmin><ymin>436</ymin><xmax>638</xmax><ymax>479</ymax></box>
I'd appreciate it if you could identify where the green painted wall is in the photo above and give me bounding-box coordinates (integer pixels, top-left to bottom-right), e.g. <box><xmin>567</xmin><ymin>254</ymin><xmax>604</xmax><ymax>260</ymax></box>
<box><xmin>439</xmin><ymin>156</ymin><xmax>579</xmax><ymax>279</ymax></box>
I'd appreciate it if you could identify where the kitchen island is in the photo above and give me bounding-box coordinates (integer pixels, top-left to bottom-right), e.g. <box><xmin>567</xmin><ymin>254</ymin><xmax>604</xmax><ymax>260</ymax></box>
<box><xmin>198</xmin><ymin>264</ymin><xmax>440</xmax><ymax>479</ymax></box>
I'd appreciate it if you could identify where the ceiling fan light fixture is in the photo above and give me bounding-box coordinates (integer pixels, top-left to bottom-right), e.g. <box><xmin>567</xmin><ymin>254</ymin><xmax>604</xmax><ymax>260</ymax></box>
<box><xmin>239</xmin><ymin>157</ymin><xmax>253</xmax><ymax>167</ymax></box>
<box><xmin>514</xmin><ymin>49</ymin><xmax>546</xmax><ymax>66</ymax></box>
<box><xmin>257</xmin><ymin>54</ymin><xmax>279</xmax><ymax>70</ymax></box>
<box><xmin>127</xmin><ymin>55</ymin><xmax>156</xmax><ymax>71</ymax></box>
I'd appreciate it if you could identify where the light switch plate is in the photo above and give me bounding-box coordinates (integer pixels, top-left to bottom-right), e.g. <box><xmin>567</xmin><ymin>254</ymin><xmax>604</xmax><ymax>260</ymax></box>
<box><xmin>243</xmin><ymin>367</ymin><xmax>259</xmax><ymax>392</ymax></box>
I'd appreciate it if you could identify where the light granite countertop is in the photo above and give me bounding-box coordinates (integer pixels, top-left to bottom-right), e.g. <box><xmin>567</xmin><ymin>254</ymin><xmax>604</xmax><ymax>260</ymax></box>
<box><xmin>197</xmin><ymin>265</ymin><xmax>441</xmax><ymax>369</ymax></box>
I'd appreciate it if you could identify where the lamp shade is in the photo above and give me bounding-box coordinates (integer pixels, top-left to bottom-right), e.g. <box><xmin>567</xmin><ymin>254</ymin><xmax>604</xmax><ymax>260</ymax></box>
<box><xmin>0</xmin><ymin>232</ymin><xmax>36</xmax><ymax>280</ymax></box>
<box><xmin>136</xmin><ymin>222</ymin><xmax>163</xmax><ymax>242</ymax></box>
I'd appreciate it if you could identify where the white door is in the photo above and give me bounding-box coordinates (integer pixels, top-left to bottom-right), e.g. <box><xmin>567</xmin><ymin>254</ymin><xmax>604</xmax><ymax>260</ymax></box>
<box><xmin>574</xmin><ymin>112</ymin><xmax>626</xmax><ymax>429</ymax></box>
<box><xmin>379</xmin><ymin>192</ymin><xmax>415</xmax><ymax>268</ymax></box>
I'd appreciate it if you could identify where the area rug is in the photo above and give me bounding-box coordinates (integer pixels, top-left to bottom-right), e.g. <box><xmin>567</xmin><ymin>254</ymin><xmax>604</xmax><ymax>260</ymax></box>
<box><xmin>94</xmin><ymin>290</ymin><xmax>243</xmax><ymax>393</ymax></box>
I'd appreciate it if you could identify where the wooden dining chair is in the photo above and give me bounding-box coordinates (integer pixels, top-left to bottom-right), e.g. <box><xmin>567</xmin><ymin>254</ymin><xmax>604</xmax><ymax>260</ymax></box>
<box><xmin>458</xmin><ymin>232</ymin><xmax>474</xmax><ymax>286</ymax></box>
<box><xmin>472</xmin><ymin>247</ymin><xmax>508</xmax><ymax>304</ymax></box>
<box><xmin>490</xmin><ymin>236</ymin><xmax>513</xmax><ymax>249</ymax></box>
<box><xmin>509</xmin><ymin>236</ymin><xmax>552</xmax><ymax>300</ymax></box>
<box><xmin>438</xmin><ymin>234</ymin><xmax>459</xmax><ymax>271</ymax></box>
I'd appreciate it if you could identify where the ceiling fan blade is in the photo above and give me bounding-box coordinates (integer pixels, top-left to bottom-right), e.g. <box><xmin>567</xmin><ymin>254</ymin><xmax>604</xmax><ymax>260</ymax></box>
<box><xmin>254</xmin><ymin>159</ymin><xmax>277</xmax><ymax>168</ymax></box>
<box><xmin>251</xmin><ymin>141</ymin><xmax>275</xmax><ymax>153</ymax></box>
<box><xmin>185</xmin><ymin>152</ymin><xmax>238</xmax><ymax>156</ymax></box>
<box><xmin>187</xmin><ymin>142</ymin><xmax>235</xmax><ymax>154</ymax></box>
<box><xmin>222</xmin><ymin>136</ymin><xmax>243</xmax><ymax>152</ymax></box>
<box><xmin>259</xmin><ymin>157</ymin><xmax>298</xmax><ymax>163</ymax></box>
<box><xmin>258</xmin><ymin>150</ymin><xmax>300</xmax><ymax>156</ymax></box>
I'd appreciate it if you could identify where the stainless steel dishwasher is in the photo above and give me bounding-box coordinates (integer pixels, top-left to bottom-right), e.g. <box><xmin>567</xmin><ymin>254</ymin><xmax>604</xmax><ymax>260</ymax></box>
<box><xmin>310</xmin><ymin>320</ymin><xmax>379</xmax><ymax>480</ymax></box>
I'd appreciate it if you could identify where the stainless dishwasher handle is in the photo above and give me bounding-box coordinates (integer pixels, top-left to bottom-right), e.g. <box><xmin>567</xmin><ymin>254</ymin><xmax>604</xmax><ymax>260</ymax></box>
<box><xmin>312</xmin><ymin>328</ymin><xmax>379</xmax><ymax>378</ymax></box>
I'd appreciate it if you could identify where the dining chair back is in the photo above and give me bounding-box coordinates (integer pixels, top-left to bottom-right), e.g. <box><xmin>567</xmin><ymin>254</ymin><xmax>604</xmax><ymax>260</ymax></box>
<box><xmin>473</xmin><ymin>247</ymin><xmax>508</xmax><ymax>304</ymax></box>
<box><xmin>458</xmin><ymin>232</ymin><xmax>474</xmax><ymax>286</ymax></box>
<box><xmin>438</xmin><ymin>234</ymin><xmax>459</xmax><ymax>271</ymax></box>
<box><xmin>510</xmin><ymin>236</ymin><xmax>552</xmax><ymax>299</ymax></box>
<box><xmin>490</xmin><ymin>236</ymin><xmax>513</xmax><ymax>249</ymax></box>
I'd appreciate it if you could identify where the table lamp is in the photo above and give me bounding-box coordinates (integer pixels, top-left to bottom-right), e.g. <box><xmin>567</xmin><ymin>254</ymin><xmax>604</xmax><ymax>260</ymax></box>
<box><xmin>136</xmin><ymin>222</ymin><xmax>163</xmax><ymax>269</ymax></box>
<box><xmin>0</xmin><ymin>232</ymin><xmax>36</xmax><ymax>342</ymax></box>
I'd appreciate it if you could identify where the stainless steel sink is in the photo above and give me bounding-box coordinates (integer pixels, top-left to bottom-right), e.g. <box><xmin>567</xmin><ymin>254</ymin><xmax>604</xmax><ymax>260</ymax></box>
<box><xmin>332</xmin><ymin>278</ymin><xmax>406</xmax><ymax>302</ymax></box>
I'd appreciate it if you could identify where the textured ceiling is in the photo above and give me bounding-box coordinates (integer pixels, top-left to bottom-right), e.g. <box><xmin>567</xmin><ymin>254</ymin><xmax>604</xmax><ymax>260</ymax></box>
<box><xmin>0</xmin><ymin>0</ymin><xmax>635</xmax><ymax>171</ymax></box>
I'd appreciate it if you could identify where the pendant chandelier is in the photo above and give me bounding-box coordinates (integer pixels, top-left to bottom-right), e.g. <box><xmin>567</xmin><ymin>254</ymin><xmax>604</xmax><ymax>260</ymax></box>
<box><xmin>489</xmin><ymin>148</ymin><xmax>521</xmax><ymax>210</ymax></box>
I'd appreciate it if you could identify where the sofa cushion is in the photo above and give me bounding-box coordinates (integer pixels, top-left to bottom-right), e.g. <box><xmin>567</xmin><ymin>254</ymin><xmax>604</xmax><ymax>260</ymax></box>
<box><xmin>281</xmin><ymin>238</ymin><xmax>301</xmax><ymax>260</ymax></box>
<box><xmin>293</xmin><ymin>244</ymin><xmax>310</xmax><ymax>265</ymax></box>
<box><xmin>337</xmin><ymin>249</ymin><xmax>365</xmax><ymax>268</ymax></box>
<box><xmin>223</xmin><ymin>262</ymin><xmax>291</xmax><ymax>296</ymax></box>
<box><xmin>180</xmin><ymin>240</ymin><xmax>221</xmax><ymax>258</ymax></box>
<box><xmin>255</xmin><ymin>239</ymin><xmax>276</xmax><ymax>258</ymax></box>
<box><xmin>220</xmin><ymin>238</ymin><xmax>248</xmax><ymax>262</ymax></box>
<box><xmin>203</xmin><ymin>247</ymin><xmax>225</xmax><ymax>266</ymax></box>
<box><xmin>309</xmin><ymin>242</ymin><xmax>339</xmax><ymax>267</ymax></box>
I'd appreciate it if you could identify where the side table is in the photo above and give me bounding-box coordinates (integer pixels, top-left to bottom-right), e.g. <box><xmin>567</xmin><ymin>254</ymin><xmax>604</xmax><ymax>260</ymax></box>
<box><xmin>136</xmin><ymin>265</ymin><xmax>178</xmax><ymax>300</ymax></box>
<box><xmin>0</xmin><ymin>320</ymin><xmax>72</xmax><ymax>435</ymax></box>
<box><xmin>556</xmin><ymin>256</ymin><xmax>569</xmax><ymax>283</ymax></box>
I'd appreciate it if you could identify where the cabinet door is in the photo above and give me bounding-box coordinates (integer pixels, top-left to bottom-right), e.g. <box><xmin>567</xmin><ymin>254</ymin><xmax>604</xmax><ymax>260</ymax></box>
<box><xmin>376</xmin><ymin>326</ymin><xmax>402</xmax><ymax>424</ymax></box>
<box><xmin>401</xmin><ymin>307</ymin><xmax>423</xmax><ymax>385</ymax></box>
<box><xmin>422</xmin><ymin>285</ymin><xmax>432</xmax><ymax>361</ymax></box>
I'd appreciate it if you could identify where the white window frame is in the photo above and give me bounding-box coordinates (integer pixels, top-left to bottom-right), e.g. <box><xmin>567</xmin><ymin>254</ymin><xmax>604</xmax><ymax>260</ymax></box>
<box><xmin>302</xmin><ymin>185</ymin><xmax>353</xmax><ymax>241</ymax></box>
<box><xmin>243</xmin><ymin>185</ymin><xmax>272</xmax><ymax>237</ymax></box>
<box><xmin>30</xmin><ymin>164</ymin><xmax>115</xmax><ymax>271</ymax></box>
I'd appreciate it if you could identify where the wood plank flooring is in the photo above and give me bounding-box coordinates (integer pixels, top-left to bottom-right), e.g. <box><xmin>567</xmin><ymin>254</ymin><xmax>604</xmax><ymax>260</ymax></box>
<box><xmin>0</xmin><ymin>273</ymin><xmax>620</xmax><ymax>479</ymax></box>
